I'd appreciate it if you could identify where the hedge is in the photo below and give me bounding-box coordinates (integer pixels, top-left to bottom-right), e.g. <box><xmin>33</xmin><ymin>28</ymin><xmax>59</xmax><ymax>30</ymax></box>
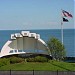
<box><xmin>27</xmin><ymin>56</ymin><xmax>48</xmax><ymax>62</ymax></box>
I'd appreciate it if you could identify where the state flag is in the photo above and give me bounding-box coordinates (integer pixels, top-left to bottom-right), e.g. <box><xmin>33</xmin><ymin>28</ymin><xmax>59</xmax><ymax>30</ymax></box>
<box><xmin>63</xmin><ymin>17</ymin><xmax>68</xmax><ymax>22</ymax></box>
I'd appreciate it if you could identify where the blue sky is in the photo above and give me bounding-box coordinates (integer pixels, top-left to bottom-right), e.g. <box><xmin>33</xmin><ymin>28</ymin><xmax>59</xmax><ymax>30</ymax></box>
<box><xmin>0</xmin><ymin>0</ymin><xmax>74</xmax><ymax>30</ymax></box>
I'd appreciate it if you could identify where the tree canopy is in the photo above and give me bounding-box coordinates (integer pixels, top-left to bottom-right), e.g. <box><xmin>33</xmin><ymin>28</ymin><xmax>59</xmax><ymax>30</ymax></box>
<box><xmin>47</xmin><ymin>37</ymin><xmax>66</xmax><ymax>60</ymax></box>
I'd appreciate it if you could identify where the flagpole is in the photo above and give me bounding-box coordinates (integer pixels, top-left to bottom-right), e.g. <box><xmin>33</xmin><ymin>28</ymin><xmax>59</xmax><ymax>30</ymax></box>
<box><xmin>61</xmin><ymin>9</ymin><xmax>63</xmax><ymax>45</ymax></box>
<box><xmin>61</xmin><ymin>9</ymin><xmax>73</xmax><ymax>44</ymax></box>
<box><xmin>61</xmin><ymin>21</ymin><xmax>63</xmax><ymax>44</ymax></box>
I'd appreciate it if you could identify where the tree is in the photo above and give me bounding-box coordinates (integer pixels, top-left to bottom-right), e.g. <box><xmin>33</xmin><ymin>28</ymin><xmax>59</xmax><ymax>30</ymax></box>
<box><xmin>47</xmin><ymin>37</ymin><xmax>66</xmax><ymax>61</ymax></box>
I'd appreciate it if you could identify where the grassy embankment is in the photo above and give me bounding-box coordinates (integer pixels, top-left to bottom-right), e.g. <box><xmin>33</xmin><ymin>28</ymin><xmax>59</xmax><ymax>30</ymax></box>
<box><xmin>0</xmin><ymin>60</ymin><xmax>75</xmax><ymax>71</ymax></box>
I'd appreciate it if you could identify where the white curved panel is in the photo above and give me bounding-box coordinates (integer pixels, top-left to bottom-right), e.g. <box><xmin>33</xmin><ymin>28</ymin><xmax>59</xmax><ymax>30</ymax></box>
<box><xmin>38</xmin><ymin>39</ymin><xmax>47</xmax><ymax>46</ymax></box>
<box><xmin>0</xmin><ymin>40</ymin><xmax>12</xmax><ymax>57</ymax></box>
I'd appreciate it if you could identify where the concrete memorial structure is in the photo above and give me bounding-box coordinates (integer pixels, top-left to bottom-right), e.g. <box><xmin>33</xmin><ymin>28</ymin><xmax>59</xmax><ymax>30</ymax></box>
<box><xmin>0</xmin><ymin>31</ymin><xmax>51</xmax><ymax>58</ymax></box>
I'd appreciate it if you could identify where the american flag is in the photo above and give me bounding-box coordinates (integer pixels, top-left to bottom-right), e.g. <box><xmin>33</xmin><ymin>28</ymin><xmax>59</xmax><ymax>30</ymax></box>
<box><xmin>62</xmin><ymin>10</ymin><xmax>73</xmax><ymax>18</ymax></box>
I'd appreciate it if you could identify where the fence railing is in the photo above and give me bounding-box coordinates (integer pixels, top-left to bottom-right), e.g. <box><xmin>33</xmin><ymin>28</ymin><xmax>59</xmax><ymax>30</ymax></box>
<box><xmin>0</xmin><ymin>70</ymin><xmax>75</xmax><ymax>75</ymax></box>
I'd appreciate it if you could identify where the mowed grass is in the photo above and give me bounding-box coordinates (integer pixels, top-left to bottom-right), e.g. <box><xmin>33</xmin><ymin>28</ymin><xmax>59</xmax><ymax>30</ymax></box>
<box><xmin>0</xmin><ymin>61</ymin><xmax>75</xmax><ymax>71</ymax></box>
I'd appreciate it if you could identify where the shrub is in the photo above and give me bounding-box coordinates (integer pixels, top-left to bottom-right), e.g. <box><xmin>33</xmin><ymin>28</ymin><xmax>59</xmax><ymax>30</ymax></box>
<box><xmin>26</xmin><ymin>58</ymin><xmax>34</xmax><ymax>62</ymax></box>
<box><xmin>35</xmin><ymin>56</ymin><xmax>48</xmax><ymax>62</ymax></box>
<box><xmin>9</xmin><ymin>56</ymin><xmax>24</xmax><ymax>64</ymax></box>
<box><xmin>26</xmin><ymin>56</ymin><xmax>48</xmax><ymax>62</ymax></box>
<box><xmin>0</xmin><ymin>58</ymin><xmax>10</xmax><ymax>67</ymax></box>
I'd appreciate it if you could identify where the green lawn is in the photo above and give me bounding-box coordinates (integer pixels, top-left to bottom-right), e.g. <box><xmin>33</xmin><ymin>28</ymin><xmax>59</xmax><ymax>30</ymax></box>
<box><xmin>0</xmin><ymin>61</ymin><xmax>75</xmax><ymax>71</ymax></box>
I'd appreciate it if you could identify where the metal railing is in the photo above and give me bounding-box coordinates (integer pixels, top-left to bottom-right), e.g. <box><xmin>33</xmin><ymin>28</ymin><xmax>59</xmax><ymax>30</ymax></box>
<box><xmin>0</xmin><ymin>70</ymin><xmax>75</xmax><ymax>75</ymax></box>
